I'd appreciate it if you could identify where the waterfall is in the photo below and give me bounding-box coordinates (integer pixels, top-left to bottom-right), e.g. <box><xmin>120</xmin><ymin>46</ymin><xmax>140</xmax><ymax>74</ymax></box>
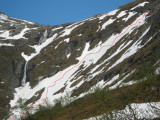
<box><xmin>21</xmin><ymin>29</ymin><xmax>49</xmax><ymax>86</ymax></box>
<box><xmin>21</xmin><ymin>61</ymin><xmax>28</xmax><ymax>86</ymax></box>
<box><xmin>38</xmin><ymin>30</ymin><xmax>48</xmax><ymax>45</ymax></box>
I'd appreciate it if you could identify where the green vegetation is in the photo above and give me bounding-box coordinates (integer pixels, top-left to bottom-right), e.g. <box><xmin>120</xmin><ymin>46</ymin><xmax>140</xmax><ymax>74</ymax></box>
<box><xmin>0</xmin><ymin>82</ymin><xmax>13</xmax><ymax>120</ymax></box>
<box><xmin>23</xmin><ymin>74</ymin><xmax>160</xmax><ymax>120</ymax></box>
<box><xmin>135</xmin><ymin>63</ymin><xmax>155</xmax><ymax>80</ymax></box>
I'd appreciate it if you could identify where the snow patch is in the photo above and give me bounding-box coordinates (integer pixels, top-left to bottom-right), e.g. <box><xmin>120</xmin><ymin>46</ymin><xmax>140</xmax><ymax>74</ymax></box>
<box><xmin>64</xmin><ymin>38</ymin><xmax>70</xmax><ymax>43</ymax></box>
<box><xmin>99</xmin><ymin>13</ymin><xmax>108</xmax><ymax>20</ymax></box>
<box><xmin>76</xmin><ymin>42</ymin><xmax>90</xmax><ymax>61</ymax></box>
<box><xmin>22</xmin><ymin>33</ymin><xmax>58</xmax><ymax>61</ymax></box>
<box><xmin>85</xmin><ymin>102</ymin><xmax>160</xmax><ymax>120</ymax></box>
<box><xmin>55</xmin><ymin>41</ymin><xmax>63</xmax><ymax>49</ymax></box>
<box><xmin>122</xmin><ymin>12</ymin><xmax>136</xmax><ymax>21</ymax></box>
<box><xmin>117</xmin><ymin>11</ymin><xmax>127</xmax><ymax>18</ymax></box>
<box><xmin>105</xmin><ymin>74</ymin><xmax>119</xmax><ymax>86</ymax></box>
<box><xmin>107</xmin><ymin>9</ymin><xmax>119</xmax><ymax>16</ymax></box>
<box><xmin>0</xmin><ymin>27</ymin><xmax>30</xmax><ymax>40</ymax></box>
<box><xmin>78</xmin><ymin>34</ymin><xmax>82</xmax><ymax>36</ymax></box>
<box><xmin>0</xmin><ymin>14</ymin><xmax>8</xmax><ymax>21</ymax></box>
<box><xmin>107</xmin><ymin>40</ymin><xmax>133</xmax><ymax>61</ymax></box>
<box><xmin>131</xmin><ymin>2</ymin><xmax>149</xmax><ymax>10</ymax></box>
<box><xmin>109</xmin><ymin>21</ymin><xmax>150</xmax><ymax>70</ymax></box>
<box><xmin>67</xmin><ymin>53</ymin><xmax>71</xmax><ymax>58</ymax></box>
<box><xmin>0</xmin><ymin>43</ymin><xmax>14</xmax><ymax>47</ymax></box>
<box><xmin>120</xmin><ymin>80</ymin><xmax>140</xmax><ymax>87</ymax></box>
<box><xmin>52</xmin><ymin>26</ymin><xmax>63</xmax><ymax>31</ymax></box>
<box><xmin>109</xmin><ymin>70</ymin><xmax>135</xmax><ymax>90</ymax></box>
<box><xmin>98</xmin><ymin>9</ymin><xmax>118</xmax><ymax>20</ymax></box>
<box><xmin>101</xmin><ymin>18</ymin><xmax>115</xmax><ymax>30</ymax></box>
<box><xmin>60</xmin><ymin>22</ymin><xmax>84</xmax><ymax>37</ymax></box>
<box><xmin>155</xmin><ymin>67</ymin><xmax>160</xmax><ymax>75</ymax></box>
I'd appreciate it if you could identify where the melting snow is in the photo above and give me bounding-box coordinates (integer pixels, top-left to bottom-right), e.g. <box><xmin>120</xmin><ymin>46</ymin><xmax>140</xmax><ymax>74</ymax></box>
<box><xmin>78</xmin><ymin>34</ymin><xmax>82</xmax><ymax>36</ymax></box>
<box><xmin>155</xmin><ymin>67</ymin><xmax>160</xmax><ymax>75</ymax></box>
<box><xmin>101</xmin><ymin>18</ymin><xmax>115</xmax><ymax>30</ymax></box>
<box><xmin>98</xmin><ymin>9</ymin><xmax>119</xmax><ymax>20</ymax></box>
<box><xmin>105</xmin><ymin>74</ymin><xmax>119</xmax><ymax>86</ymax></box>
<box><xmin>96</xmin><ymin>26</ymin><xmax>101</xmax><ymax>32</ymax></box>
<box><xmin>109</xmin><ymin>19</ymin><xmax>150</xmax><ymax>70</ymax></box>
<box><xmin>76</xmin><ymin>42</ymin><xmax>90</xmax><ymax>61</ymax></box>
<box><xmin>107</xmin><ymin>9</ymin><xmax>119</xmax><ymax>16</ymax></box>
<box><xmin>107</xmin><ymin>40</ymin><xmax>132</xmax><ymax>61</ymax></box>
<box><xmin>0</xmin><ymin>14</ymin><xmax>8</xmax><ymax>21</ymax></box>
<box><xmin>52</xmin><ymin>26</ymin><xmax>63</xmax><ymax>31</ymax></box>
<box><xmin>117</xmin><ymin>11</ymin><xmax>127</xmax><ymax>18</ymax></box>
<box><xmin>99</xmin><ymin>13</ymin><xmax>108</xmax><ymax>20</ymax></box>
<box><xmin>0</xmin><ymin>13</ymin><xmax>35</xmax><ymax>24</ymax></box>
<box><xmin>122</xmin><ymin>12</ymin><xmax>137</xmax><ymax>21</ymax></box>
<box><xmin>109</xmin><ymin>70</ymin><xmax>135</xmax><ymax>90</ymax></box>
<box><xmin>154</xmin><ymin>60</ymin><xmax>160</xmax><ymax>66</ymax></box>
<box><xmin>55</xmin><ymin>41</ymin><xmax>63</xmax><ymax>49</ymax></box>
<box><xmin>77</xmin><ymin>12</ymin><xmax>149</xmax><ymax>71</ymax></box>
<box><xmin>131</xmin><ymin>2</ymin><xmax>149</xmax><ymax>10</ymax></box>
<box><xmin>41</xmin><ymin>61</ymin><xmax>45</xmax><ymax>64</ymax></box>
<box><xmin>90</xmin><ymin>63</ymin><xmax>103</xmax><ymax>74</ymax></box>
<box><xmin>67</xmin><ymin>53</ymin><xmax>71</xmax><ymax>58</ymax></box>
<box><xmin>60</xmin><ymin>22</ymin><xmax>84</xmax><ymax>37</ymax></box>
<box><xmin>85</xmin><ymin>102</ymin><xmax>160</xmax><ymax>120</ymax></box>
<box><xmin>10</xmin><ymin>60</ymin><xmax>85</xmax><ymax>112</ymax></box>
<box><xmin>64</xmin><ymin>38</ymin><xmax>70</xmax><ymax>43</ymax></box>
<box><xmin>22</xmin><ymin>33</ymin><xmax>58</xmax><ymax>61</ymax></box>
<box><xmin>120</xmin><ymin>80</ymin><xmax>140</xmax><ymax>87</ymax></box>
<box><xmin>0</xmin><ymin>27</ymin><xmax>30</xmax><ymax>40</ymax></box>
<box><xmin>0</xmin><ymin>43</ymin><xmax>14</xmax><ymax>47</ymax></box>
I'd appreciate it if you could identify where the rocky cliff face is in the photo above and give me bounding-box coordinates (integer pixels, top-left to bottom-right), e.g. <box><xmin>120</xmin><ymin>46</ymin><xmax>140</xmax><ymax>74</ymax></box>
<box><xmin>0</xmin><ymin>0</ymin><xmax>160</xmax><ymax>120</ymax></box>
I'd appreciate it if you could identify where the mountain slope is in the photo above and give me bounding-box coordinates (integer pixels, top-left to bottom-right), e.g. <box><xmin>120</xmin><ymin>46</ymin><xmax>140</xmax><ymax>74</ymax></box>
<box><xmin>0</xmin><ymin>0</ymin><xmax>160</xmax><ymax>120</ymax></box>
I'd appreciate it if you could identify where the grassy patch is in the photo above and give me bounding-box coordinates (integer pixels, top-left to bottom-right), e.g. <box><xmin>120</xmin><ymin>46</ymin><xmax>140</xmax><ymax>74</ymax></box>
<box><xmin>23</xmin><ymin>74</ymin><xmax>160</xmax><ymax>120</ymax></box>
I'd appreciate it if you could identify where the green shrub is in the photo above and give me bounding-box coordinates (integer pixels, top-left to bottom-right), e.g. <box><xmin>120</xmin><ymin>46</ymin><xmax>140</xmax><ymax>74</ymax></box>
<box><xmin>135</xmin><ymin>63</ymin><xmax>155</xmax><ymax>80</ymax></box>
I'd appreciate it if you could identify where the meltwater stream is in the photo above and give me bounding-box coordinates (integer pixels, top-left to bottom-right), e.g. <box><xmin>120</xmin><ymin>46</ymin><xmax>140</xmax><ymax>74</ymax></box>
<box><xmin>21</xmin><ymin>30</ymin><xmax>48</xmax><ymax>86</ymax></box>
<box><xmin>38</xmin><ymin>30</ymin><xmax>48</xmax><ymax>45</ymax></box>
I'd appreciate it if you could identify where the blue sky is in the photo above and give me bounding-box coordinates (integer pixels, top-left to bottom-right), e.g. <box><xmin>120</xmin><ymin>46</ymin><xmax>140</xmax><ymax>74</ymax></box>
<box><xmin>0</xmin><ymin>0</ymin><xmax>135</xmax><ymax>25</ymax></box>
